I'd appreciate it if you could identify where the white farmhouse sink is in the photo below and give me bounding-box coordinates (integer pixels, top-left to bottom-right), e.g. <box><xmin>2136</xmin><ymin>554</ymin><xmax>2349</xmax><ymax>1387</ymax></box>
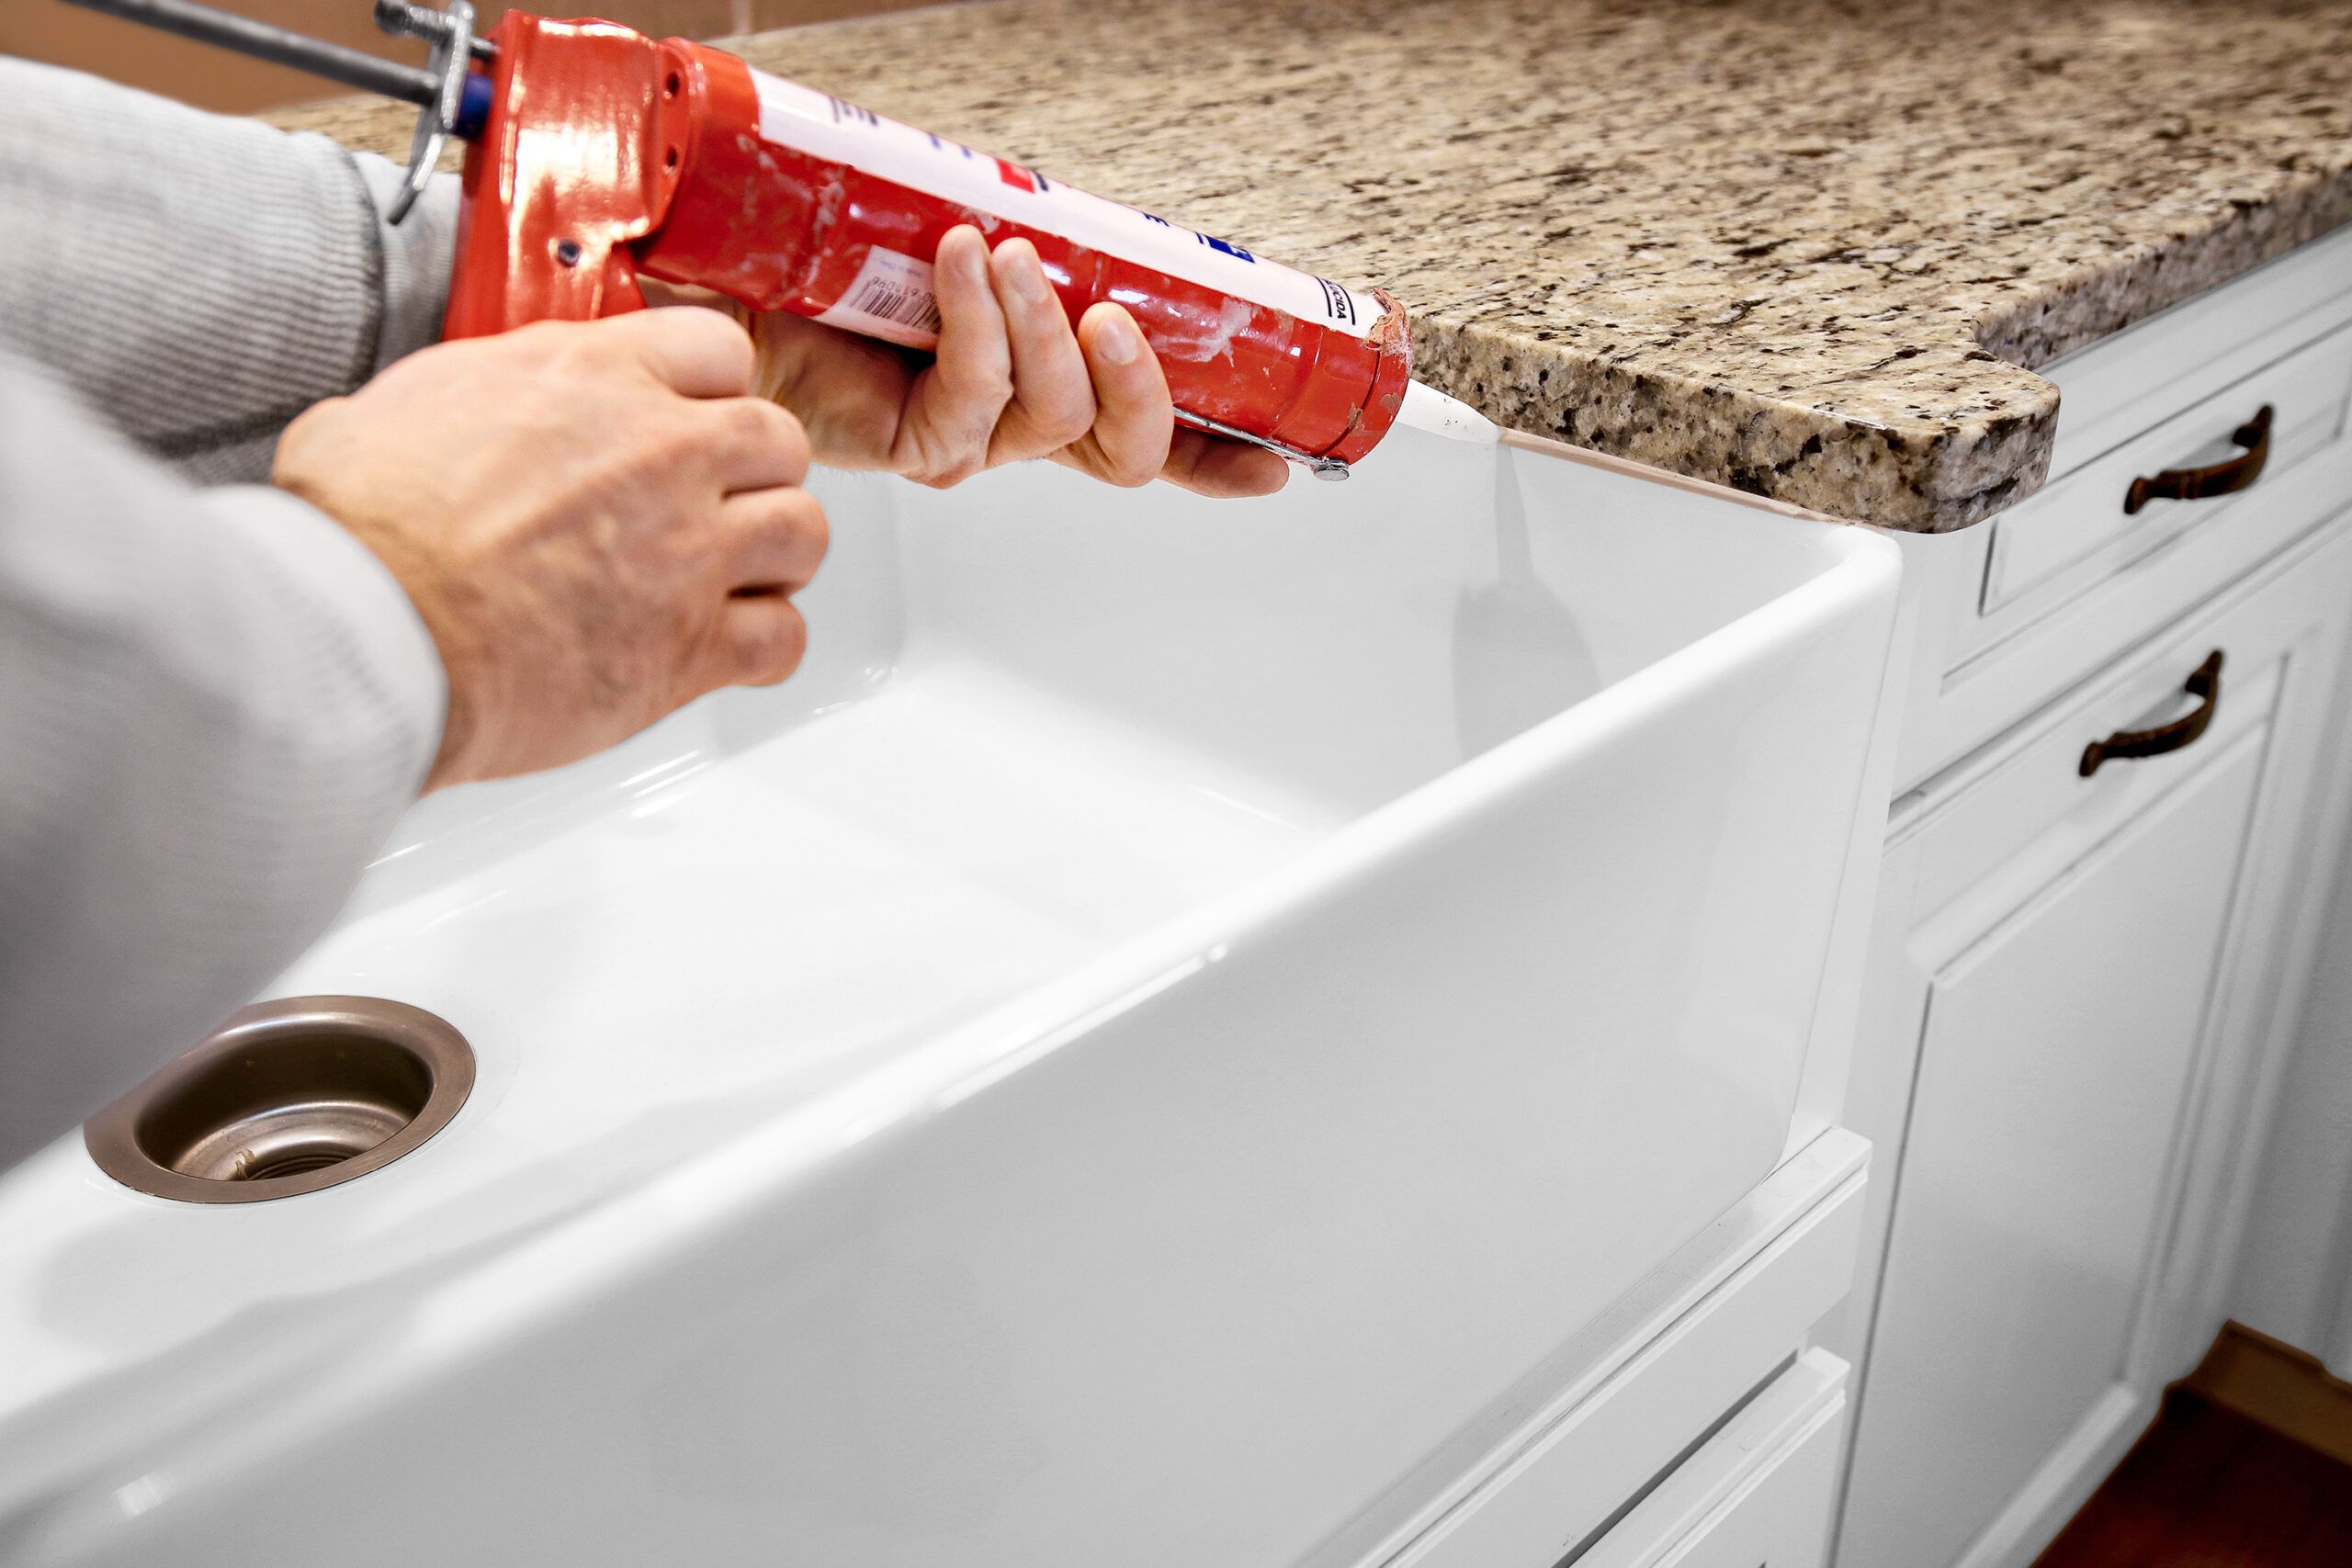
<box><xmin>0</xmin><ymin>431</ymin><xmax>1898</xmax><ymax>1566</ymax></box>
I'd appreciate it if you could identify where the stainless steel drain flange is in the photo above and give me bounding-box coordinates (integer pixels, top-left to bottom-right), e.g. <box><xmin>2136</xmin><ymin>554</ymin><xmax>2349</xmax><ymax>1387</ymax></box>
<box><xmin>84</xmin><ymin>996</ymin><xmax>475</xmax><ymax>1202</ymax></box>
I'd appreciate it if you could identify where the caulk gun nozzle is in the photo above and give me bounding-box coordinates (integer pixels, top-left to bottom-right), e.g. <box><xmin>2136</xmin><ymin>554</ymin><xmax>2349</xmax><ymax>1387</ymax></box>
<box><xmin>1398</xmin><ymin>379</ymin><xmax>1502</xmax><ymax>445</ymax></box>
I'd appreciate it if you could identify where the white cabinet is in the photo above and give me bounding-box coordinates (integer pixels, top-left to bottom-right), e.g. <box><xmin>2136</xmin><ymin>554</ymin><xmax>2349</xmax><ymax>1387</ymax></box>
<box><xmin>1831</xmin><ymin>492</ymin><xmax>2352</xmax><ymax>1567</ymax></box>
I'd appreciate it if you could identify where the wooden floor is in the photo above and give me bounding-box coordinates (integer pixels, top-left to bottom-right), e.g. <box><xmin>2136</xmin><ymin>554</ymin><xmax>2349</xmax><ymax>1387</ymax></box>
<box><xmin>2035</xmin><ymin>1325</ymin><xmax>2352</xmax><ymax>1568</ymax></box>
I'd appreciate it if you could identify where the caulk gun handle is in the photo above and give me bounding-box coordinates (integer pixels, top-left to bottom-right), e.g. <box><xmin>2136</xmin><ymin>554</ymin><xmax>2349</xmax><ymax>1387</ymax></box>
<box><xmin>442</xmin><ymin>14</ymin><xmax>692</xmax><ymax>339</ymax></box>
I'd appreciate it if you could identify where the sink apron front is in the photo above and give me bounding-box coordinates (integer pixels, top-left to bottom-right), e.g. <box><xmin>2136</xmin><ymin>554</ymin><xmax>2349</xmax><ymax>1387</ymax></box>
<box><xmin>0</xmin><ymin>434</ymin><xmax>1900</xmax><ymax>1566</ymax></box>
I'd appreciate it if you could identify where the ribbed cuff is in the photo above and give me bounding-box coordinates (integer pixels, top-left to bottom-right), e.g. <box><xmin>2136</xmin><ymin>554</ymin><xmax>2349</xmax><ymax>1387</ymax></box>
<box><xmin>203</xmin><ymin>483</ymin><xmax>449</xmax><ymax>795</ymax></box>
<box><xmin>351</xmin><ymin>157</ymin><xmax>462</xmax><ymax>374</ymax></box>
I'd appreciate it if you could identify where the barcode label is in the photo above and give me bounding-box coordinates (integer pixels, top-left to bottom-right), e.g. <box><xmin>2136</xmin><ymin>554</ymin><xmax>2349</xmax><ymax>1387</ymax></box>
<box><xmin>848</xmin><ymin>271</ymin><xmax>942</xmax><ymax>334</ymax></box>
<box><xmin>813</xmin><ymin>246</ymin><xmax>942</xmax><ymax>349</ymax></box>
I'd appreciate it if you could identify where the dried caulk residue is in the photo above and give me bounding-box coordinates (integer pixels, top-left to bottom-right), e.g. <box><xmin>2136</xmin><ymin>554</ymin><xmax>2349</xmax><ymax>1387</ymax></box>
<box><xmin>727</xmin><ymin>138</ymin><xmax>850</xmax><ymax>293</ymax></box>
<box><xmin>1367</xmin><ymin>293</ymin><xmax>1409</xmax><ymax>424</ymax></box>
<box><xmin>1157</xmin><ymin>297</ymin><xmax>1260</xmax><ymax>366</ymax></box>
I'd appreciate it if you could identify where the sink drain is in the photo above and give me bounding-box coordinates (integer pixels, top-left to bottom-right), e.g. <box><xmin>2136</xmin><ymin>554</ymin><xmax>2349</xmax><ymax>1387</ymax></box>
<box><xmin>84</xmin><ymin>997</ymin><xmax>475</xmax><ymax>1203</ymax></box>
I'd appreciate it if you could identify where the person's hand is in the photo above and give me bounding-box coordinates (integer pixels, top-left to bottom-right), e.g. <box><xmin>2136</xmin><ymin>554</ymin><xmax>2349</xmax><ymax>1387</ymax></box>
<box><xmin>273</xmin><ymin>309</ymin><xmax>827</xmax><ymax>793</ymax></box>
<box><xmin>677</xmin><ymin>226</ymin><xmax>1289</xmax><ymax>498</ymax></box>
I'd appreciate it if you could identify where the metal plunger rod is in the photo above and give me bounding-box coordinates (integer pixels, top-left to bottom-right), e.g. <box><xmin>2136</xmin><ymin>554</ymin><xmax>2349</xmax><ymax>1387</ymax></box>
<box><xmin>59</xmin><ymin>0</ymin><xmax>443</xmax><ymax>106</ymax></box>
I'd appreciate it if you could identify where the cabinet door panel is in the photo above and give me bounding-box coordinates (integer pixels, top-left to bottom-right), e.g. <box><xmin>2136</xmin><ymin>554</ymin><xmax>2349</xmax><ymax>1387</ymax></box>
<box><xmin>1838</xmin><ymin>733</ymin><xmax>2265</xmax><ymax>1568</ymax></box>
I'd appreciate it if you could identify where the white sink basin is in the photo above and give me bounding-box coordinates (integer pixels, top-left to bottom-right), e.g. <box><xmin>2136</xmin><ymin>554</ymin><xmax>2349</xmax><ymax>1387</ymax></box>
<box><xmin>0</xmin><ymin>431</ymin><xmax>1898</xmax><ymax>1566</ymax></box>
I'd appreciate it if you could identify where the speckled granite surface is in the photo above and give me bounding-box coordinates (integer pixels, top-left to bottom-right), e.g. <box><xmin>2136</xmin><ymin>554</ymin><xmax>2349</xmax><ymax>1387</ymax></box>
<box><xmin>279</xmin><ymin>0</ymin><xmax>2352</xmax><ymax>529</ymax></box>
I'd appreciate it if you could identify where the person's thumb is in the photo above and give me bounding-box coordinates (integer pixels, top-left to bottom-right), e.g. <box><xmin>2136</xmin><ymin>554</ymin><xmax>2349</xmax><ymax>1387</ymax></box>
<box><xmin>594</xmin><ymin>304</ymin><xmax>757</xmax><ymax>400</ymax></box>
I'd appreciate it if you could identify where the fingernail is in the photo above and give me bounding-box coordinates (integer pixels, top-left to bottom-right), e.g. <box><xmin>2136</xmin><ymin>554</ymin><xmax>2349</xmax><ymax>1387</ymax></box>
<box><xmin>1095</xmin><ymin>312</ymin><xmax>1141</xmax><ymax>365</ymax></box>
<box><xmin>995</xmin><ymin>241</ymin><xmax>1049</xmax><ymax>304</ymax></box>
<box><xmin>1013</xmin><ymin>250</ymin><xmax>1052</xmax><ymax>304</ymax></box>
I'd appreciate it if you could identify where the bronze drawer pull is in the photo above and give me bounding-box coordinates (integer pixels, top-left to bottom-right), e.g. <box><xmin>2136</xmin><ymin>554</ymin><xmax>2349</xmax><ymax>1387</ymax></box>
<box><xmin>2124</xmin><ymin>406</ymin><xmax>2273</xmax><ymax>514</ymax></box>
<box><xmin>2080</xmin><ymin>650</ymin><xmax>2224</xmax><ymax>777</ymax></box>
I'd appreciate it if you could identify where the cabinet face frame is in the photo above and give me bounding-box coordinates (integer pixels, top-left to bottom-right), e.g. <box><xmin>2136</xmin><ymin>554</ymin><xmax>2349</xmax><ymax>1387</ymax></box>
<box><xmin>1828</xmin><ymin>513</ymin><xmax>2352</xmax><ymax>1568</ymax></box>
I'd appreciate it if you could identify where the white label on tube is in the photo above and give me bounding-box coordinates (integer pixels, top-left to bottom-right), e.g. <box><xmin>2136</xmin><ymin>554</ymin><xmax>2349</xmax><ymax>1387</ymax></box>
<box><xmin>814</xmin><ymin>244</ymin><xmax>943</xmax><ymax>348</ymax></box>
<box><xmin>752</xmin><ymin>70</ymin><xmax>1383</xmax><ymax>339</ymax></box>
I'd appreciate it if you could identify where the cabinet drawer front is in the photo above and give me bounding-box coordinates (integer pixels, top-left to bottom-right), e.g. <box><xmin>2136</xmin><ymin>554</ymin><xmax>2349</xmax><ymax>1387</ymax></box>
<box><xmin>2031</xmin><ymin>225</ymin><xmax>2352</xmax><ymax>491</ymax></box>
<box><xmin>1583</xmin><ymin>1348</ymin><xmax>1849</xmax><ymax>1568</ymax></box>
<box><xmin>1899</xmin><ymin>513</ymin><xmax>2344</xmax><ymax>930</ymax></box>
<box><xmin>2037</xmin><ymin>226</ymin><xmax>2352</xmax><ymax>487</ymax></box>
<box><xmin>1897</xmin><ymin>439</ymin><xmax>2352</xmax><ymax>792</ymax></box>
<box><xmin>1375</xmin><ymin>1135</ymin><xmax>1865</xmax><ymax>1568</ymax></box>
<box><xmin>1890</xmin><ymin>229</ymin><xmax>2352</xmax><ymax>794</ymax></box>
<box><xmin>1909</xmin><ymin>637</ymin><xmax>2284</xmax><ymax>927</ymax></box>
<box><xmin>1981</xmin><ymin>323</ymin><xmax>2352</xmax><ymax>624</ymax></box>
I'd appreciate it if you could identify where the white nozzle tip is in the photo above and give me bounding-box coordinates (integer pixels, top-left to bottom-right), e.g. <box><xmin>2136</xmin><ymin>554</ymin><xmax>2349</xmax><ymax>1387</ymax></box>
<box><xmin>1397</xmin><ymin>378</ymin><xmax>1501</xmax><ymax>444</ymax></box>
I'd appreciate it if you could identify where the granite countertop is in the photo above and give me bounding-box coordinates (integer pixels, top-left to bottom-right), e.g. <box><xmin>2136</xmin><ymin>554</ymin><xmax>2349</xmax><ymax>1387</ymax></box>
<box><xmin>281</xmin><ymin>0</ymin><xmax>2352</xmax><ymax>530</ymax></box>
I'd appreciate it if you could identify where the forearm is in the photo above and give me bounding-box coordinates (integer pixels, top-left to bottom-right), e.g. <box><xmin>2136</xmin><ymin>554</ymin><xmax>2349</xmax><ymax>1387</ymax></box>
<box><xmin>0</xmin><ymin>58</ymin><xmax>457</xmax><ymax>482</ymax></box>
<box><xmin>0</xmin><ymin>355</ymin><xmax>446</xmax><ymax>1170</ymax></box>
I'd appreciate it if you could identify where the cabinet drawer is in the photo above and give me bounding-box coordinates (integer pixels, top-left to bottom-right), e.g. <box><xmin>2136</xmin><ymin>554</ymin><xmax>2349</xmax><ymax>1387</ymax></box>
<box><xmin>2037</xmin><ymin>225</ymin><xmax>2352</xmax><ymax>491</ymax></box>
<box><xmin>1373</xmin><ymin>1134</ymin><xmax>1866</xmax><ymax>1568</ymax></box>
<box><xmin>1897</xmin><ymin>431</ymin><xmax>2352</xmax><ymax>792</ymax></box>
<box><xmin>1980</xmin><ymin>321</ymin><xmax>2352</xmax><ymax>625</ymax></box>
<box><xmin>1889</xmin><ymin>229</ymin><xmax>2352</xmax><ymax>793</ymax></box>
<box><xmin>1910</xmin><ymin>630</ymin><xmax>2285</xmax><ymax>930</ymax></box>
<box><xmin>1581</xmin><ymin>1348</ymin><xmax>1849</xmax><ymax>1568</ymax></box>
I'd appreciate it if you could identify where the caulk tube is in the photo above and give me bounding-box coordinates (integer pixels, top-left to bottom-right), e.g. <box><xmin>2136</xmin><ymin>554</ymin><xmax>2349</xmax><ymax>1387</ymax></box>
<box><xmin>636</xmin><ymin>41</ymin><xmax>1412</xmax><ymax>469</ymax></box>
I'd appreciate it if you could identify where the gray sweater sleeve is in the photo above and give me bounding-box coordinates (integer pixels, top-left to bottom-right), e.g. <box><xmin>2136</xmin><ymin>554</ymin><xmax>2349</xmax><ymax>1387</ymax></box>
<box><xmin>0</xmin><ymin>63</ymin><xmax>458</xmax><ymax>1169</ymax></box>
<box><xmin>0</xmin><ymin>56</ymin><xmax>458</xmax><ymax>483</ymax></box>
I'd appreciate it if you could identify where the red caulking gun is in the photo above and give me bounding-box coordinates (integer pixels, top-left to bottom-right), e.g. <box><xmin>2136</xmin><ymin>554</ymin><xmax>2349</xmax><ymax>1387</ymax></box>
<box><xmin>66</xmin><ymin>0</ymin><xmax>1498</xmax><ymax>478</ymax></box>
